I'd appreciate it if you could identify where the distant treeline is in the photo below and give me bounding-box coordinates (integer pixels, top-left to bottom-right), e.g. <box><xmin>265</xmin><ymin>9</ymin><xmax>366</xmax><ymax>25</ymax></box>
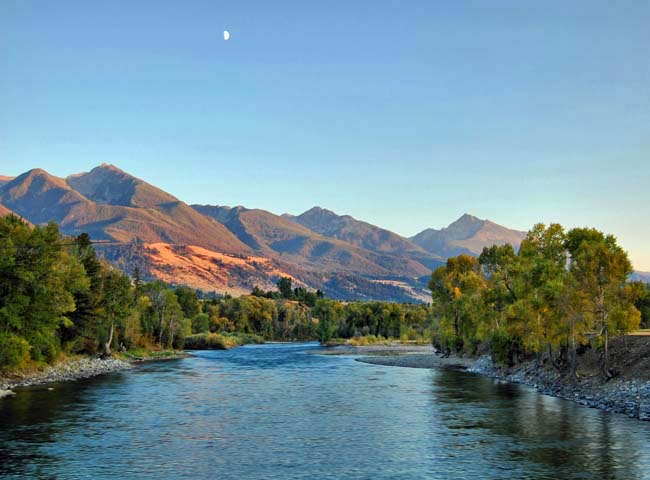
<box><xmin>430</xmin><ymin>223</ymin><xmax>650</xmax><ymax>379</ymax></box>
<box><xmin>205</xmin><ymin>277</ymin><xmax>433</xmax><ymax>343</ymax></box>
<box><xmin>0</xmin><ymin>215</ymin><xmax>433</xmax><ymax>370</ymax></box>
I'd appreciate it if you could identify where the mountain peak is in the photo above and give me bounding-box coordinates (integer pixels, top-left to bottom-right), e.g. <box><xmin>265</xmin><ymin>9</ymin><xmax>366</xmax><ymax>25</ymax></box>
<box><xmin>93</xmin><ymin>163</ymin><xmax>128</xmax><ymax>175</ymax></box>
<box><xmin>411</xmin><ymin>214</ymin><xmax>526</xmax><ymax>258</ymax></box>
<box><xmin>9</xmin><ymin>168</ymin><xmax>70</xmax><ymax>192</ymax></box>
<box><xmin>22</xmin><ymin>168</ymin><xmax>50</xmax><ymax>178</ymax></box>
<box><xmin>302</xmin><ymin>206</ymin><xmax>337</xmax><ymax>217</ymax></box>
<box><xmin>67</xmin><ymin>164</ymin><xmax>177</xmax><ymax>208</ymax></box>
<box><xmin>98</xmin><ymin>162</ymin><xmax>121</xmax><ymax>170</ymax></box>
<box><xmin>450</xmin><ymin>213</ymin><xmax>482</xmax><ymax>227</ymax></box>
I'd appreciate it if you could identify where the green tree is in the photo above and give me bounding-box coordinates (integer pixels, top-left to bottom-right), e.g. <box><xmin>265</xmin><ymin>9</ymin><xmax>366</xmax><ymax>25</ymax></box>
<box><xmin>0</xmin><ymin>217</ymin><xmax>87</xmax><ymax>365</ymax></box>
<box><xmin>429</xmin><ymin>254</ymin><xmax>486</xmax><ymax>353</ymax></box>
<box><xmin>174</xmin><ymin>286</ymin><xmax>200</xmax><ymax>319</ymax></box>
<box><xmin>277</xmin><ymin>277</ymin><xmax>294</xmax><ymax>299</ymax></box>
<box><xmin>67</xmin><ymin>233</ymin><xmax>104</xmax><ymax>353</ymax></box>
<box><xmin>100</xmin><ymin>269</ymin><xmax>134</xmax><ymax>356</ymax></box>
<box><xmin>314</xmin><ymin>299</ymin><xmax>339</xmax><ymax>342</ymax></box>
<box><xmin>566</xmin><ymin>228</ymin><xmax>640</xmax><ymax>378</ymax></box>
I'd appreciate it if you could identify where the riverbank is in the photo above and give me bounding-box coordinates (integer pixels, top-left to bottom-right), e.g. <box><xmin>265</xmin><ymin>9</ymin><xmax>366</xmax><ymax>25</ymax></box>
<box><xmin>314</xmin><ymin>343</ymin><xmax>436</xmax><ymax>356</ymax></box>
<box><xmin>468</xmin><ymin>355</ymin><xmax>650</xmax><ymax>421</ymax></box>
<box><xmin>335</xmin><ymin>337</ymin><xmax>650</xmax><ymax>422</ymax></box>
<box><xmin>0</xmin><ymin>350</ymin><xmax>188</xmax><ymax>398</ymax></box>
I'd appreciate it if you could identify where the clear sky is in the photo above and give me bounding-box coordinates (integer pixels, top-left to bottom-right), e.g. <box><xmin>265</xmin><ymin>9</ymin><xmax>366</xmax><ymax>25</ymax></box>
<box><xmin>1</xmin><ymin>1</ymin><xmax>649</xmax><ymax>270</ymax></box>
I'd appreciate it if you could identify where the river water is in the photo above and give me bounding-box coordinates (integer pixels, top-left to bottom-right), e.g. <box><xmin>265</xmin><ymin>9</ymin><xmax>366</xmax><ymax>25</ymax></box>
<box><xmin>1</xmin><ymin>342</ymin><xmax>650</xmax><ymax>479</ymax></box>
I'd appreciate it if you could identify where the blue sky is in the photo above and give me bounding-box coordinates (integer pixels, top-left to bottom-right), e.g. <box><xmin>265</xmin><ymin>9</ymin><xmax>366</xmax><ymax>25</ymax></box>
<box><xmin>1</xmin><ymin>1</ymin><xmax>649</xmax><ymax>269</ymax></box>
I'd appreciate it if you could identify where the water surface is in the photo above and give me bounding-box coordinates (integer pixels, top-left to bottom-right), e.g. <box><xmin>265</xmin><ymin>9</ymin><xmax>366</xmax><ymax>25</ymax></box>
<box><xmin>1</xmin><ymin>342</ymin><xmax>650</xmax><ymax>479</ymax></box>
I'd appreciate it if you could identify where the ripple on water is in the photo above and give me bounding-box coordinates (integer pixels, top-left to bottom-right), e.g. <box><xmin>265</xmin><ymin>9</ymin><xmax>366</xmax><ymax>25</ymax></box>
<box><xmin>1</xmin><ymin>343</ymin><xmax>650</xmax><ymax>479</ymax></box>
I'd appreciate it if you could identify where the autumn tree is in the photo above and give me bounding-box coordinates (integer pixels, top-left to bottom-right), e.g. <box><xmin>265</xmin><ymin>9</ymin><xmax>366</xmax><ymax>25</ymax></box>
<box><xmin>566</xmin><ymin>228</ymin><xmax>640</xmax><ymax>378</ymax></box>
<box><xmin>429</xmin><ymin>254</ymin><xmax>486</xmax><ymax>353</ymax></box>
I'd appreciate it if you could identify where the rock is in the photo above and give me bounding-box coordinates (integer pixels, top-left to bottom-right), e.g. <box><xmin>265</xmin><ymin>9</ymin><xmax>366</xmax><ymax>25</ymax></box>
<box><xmin>0</xmin><ymin>389</ymin><xmax>15</xmax><ymax>399</ymax></box>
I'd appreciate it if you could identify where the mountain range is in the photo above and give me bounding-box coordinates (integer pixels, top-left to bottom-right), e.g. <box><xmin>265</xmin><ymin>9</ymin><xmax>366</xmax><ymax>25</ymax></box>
<box><xmin>0</xmin><ymin>164</ymin><xmax>529</xmax><ymax>301</ymax></box>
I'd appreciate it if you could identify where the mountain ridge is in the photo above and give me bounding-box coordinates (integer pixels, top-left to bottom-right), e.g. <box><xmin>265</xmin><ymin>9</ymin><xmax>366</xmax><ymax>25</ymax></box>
<box><xmin>0</xmin><ymin>165</ymin><xmax>252</xmax><ymax>255</ymax></box>
<box><xmin>411</xmin><ymin>213</ymin><xmax>527</xmax><ymax>257</ymax></box>
<box><xmin>1</xmin><ymin>164</ymin><xmax>531</xmax><ymax>301</ymax></box>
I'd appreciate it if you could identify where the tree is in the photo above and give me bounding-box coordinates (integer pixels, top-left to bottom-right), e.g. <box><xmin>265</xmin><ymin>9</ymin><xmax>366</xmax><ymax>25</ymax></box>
<box><xmin>174</xmin><ymin>286</ymin><xmax>200</xmax><ymax>319</ymax></box>
<box><xmin>429</xmin><ymin>255</ymin><xmax>486</xmax><ymax>353</ymax></box>
<box><xmin>0</xmin><ymin>217</ymin><xmax>87</xmax><ymax>364</ymax></box>
<box><xmin>566</xmin><ymin>228</ymin><xmax>641</xmax><ymax>378</ymax></box>
<box><xmin>276</xmin><ymin>277</ymin><xmax>294</xmax><ymax>299</ymax></box>
<box><xmin>100</xmin><ymin>269</ymin><xmax>133</xmax><ymax>356</ymax></box>
<box><xmin>314</xmin><ymin>299</ymin><xmax>339</xmax><ymax>343</ymax></box>
<box><xmin>479</xmin><ymin>244</ymin><xmax>518</xmax><ymax>338</ymax></box>
<box><xmin>67</xmin><ymin>233</ymin><xmax>104</xmax><ymax>353</ymax></box>
<box><xmin>145</xmin><ymin>282</ymin><xmax>183</xmax><ymax>347</ymax></box>
<box><xmin>631</xmin><ymin>281</ymin><xmax>650</xmax><ymax>328</ymax></box>
<box><xmin>514</xmin><ymin>224</ymin><xmax>568</xmax><ymax>363</ymax></box>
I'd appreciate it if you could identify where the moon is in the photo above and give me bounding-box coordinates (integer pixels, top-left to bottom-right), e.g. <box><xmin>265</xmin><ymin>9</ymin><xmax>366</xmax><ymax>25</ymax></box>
<box><xmin>223</xmin><ymin>30</ymin><xmax>230</xmax><ymax>41</ymax></box>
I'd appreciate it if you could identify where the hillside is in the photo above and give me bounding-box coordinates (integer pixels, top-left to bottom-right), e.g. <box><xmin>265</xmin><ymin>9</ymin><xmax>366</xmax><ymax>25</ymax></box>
<box><xmin>67</xmin><ymin>163</ymin><xmax>178</xmax><ymax>208</ymax></box>
<box><xmin>0</xmin><ymin>204</ymin><xmax>13</xmax><ymax>216</ymax></box>
<box><xmin>1</xmin><ymin>164</ymin><xmax>537</xmax><ymax>302</ymax></box>
<box><xmin>193</xmin><ymin>205</ymin><xmax>433</xmax><ymax>278</ymax></box>
<box><xmin>411</xmin><ymin>213</ymin><xmax>527</xmax><ymax>257</ymax></box>
<box><xmin>288</xmin><ymin>207</ymin><xmax>444</xmax><ymax>271</ymax></box>
<box><xmin>290</xmin><ymin>207</ymin><xmax>428</xmax><ymax>255</ymax></box>
<box><xmin>0</xmin><ymin>165</ymin><xmax>252</xmax><ymax>255</ymax></box>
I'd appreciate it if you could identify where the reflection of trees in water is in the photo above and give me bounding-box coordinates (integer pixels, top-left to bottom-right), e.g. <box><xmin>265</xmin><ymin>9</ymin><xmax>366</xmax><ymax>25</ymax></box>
<box><xmin>0</xmin><ymin>375</ymin><xmax>122</xmax><ymax>477</ymax></box>
<box><xmin>430</xmin><ymin>370</ymin><xmax>648</xmax><ymax>479</ymax></box>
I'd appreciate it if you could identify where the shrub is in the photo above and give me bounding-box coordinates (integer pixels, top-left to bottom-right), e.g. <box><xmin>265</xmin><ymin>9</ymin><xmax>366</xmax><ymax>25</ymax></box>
<box><xmin>0</xmin><ymin>333</ymin><xmax>31</xmax><ymax>370</ymax></box>
<box><xmin>490</xmin><ymin>332</ymin><xmax>521</xmax><ymax>366</ymax></box>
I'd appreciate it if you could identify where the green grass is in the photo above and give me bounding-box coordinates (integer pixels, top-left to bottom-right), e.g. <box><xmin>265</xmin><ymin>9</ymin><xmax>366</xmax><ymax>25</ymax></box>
<box><xmin>116</xmin><ymin>347</ymin><xmax>184</xmax><ymax>361</ymax></box>
<box><xmin>184</xmin><ymin>332</ymin><xmax>264</xmax><ymax>350</ymax></box>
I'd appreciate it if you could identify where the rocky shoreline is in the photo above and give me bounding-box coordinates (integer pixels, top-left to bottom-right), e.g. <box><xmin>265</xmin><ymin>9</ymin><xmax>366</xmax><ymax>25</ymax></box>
<box><xmin>0</xmin><ymin>353</ymin><xmax>188</xmax><ymax>399</ymax></box>
<box><xmin>337</xmin><ymin>344</ymin><xmax>650</xmax><ymax>422</ymax></box>
<box><xmin>468</xmin><ymin>356</ymin><xmax>650</xmax><ymax>421</ymax></box>
<box><xmin>0</xmin><ymin>357</ymin><xmax>133</xmax><ymax>398</ymax></box>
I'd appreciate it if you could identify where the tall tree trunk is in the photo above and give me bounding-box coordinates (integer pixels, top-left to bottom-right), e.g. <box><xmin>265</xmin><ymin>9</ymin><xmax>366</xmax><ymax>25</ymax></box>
<box><xmin>601</xmin><ymin>325</ymin><xmax>612</xmax><ymax>379</ymax></box>
<box><xmin>104</xmin><ymin>321</ymin><xmax>114</xmax><ymax>357</ymax></box>
<box><xmin>158</xmin><ymin>311</ymin><xmax>165</xmax><ymax>345</ymax></box>
<box><xmin>570</xmin><ymin>334</ymin><xmax>577</xmax><ymax>379</ymax></box>
<box><xmin>547</xmin><ymin>344</ymin><xmax>561</xmax><ymax>371</ymax></box>
<box><xmin>169</xmin><ymin>316</ymin><xmax>175</xmax><ymax>348</ymax></box>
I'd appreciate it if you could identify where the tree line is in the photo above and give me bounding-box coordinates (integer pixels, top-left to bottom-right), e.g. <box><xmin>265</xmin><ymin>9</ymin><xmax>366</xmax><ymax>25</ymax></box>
<box><xmin>0</xmin><ymin>215</ymin><xmax>433</xmax><ymax>369</ymax></box>
<box><xmin>429</xmin><ymin>223</ymin><xmax>646</xmax><ymax>379</ymax></box>
<box><xmin>198</xmin><ymin>276</ymin><xmax>433</xmax><ymax>344</ymax></box>
<box><xmin>2</xmin><ymin>214</ymin><xmax>648</xmax><ymax>376</ymax></box>
<box><xmin>0</xmin><ymin>215</ymin><xmax>204</xmax><ymax>369</ymax></box>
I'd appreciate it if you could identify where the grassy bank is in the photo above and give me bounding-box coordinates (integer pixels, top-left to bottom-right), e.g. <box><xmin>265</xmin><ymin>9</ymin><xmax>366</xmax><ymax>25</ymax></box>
<box><xmin>323</xmin><ymin>335</ymin><xmax>431</xmax><ymax>347</ymax></box>
<box><xmin>115</xmin><ymin>347</ymin><xmax>188</xmax><ymax>362</ymax></box>
<box><xmin>183</xmin><ymin>332</ymin><xmax>265</xmax><ymax>350</ymax></box>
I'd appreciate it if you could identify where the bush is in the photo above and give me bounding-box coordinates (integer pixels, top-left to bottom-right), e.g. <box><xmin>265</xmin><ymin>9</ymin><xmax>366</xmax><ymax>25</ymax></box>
<box><xmin>191</xmin><ymin>313</ymin><xmax>210</xmax><ymax>334</ymax></box>
<box><xmin>490</xmin><ymin>332</ymin><xmax>521</xmax><ymax>366</ymax></box>
<box><xmin>28</xmin><ymin>332</ymin><xmax>59</xmax><ymax>363</ymax></box>
<box><xmin>345</xmin><ymin>335</ymin><xmax>388</xmax><ymax>346</ymax></box>
<box><xmin>0</xmin><ymin>333</ymin><xmax>31</xmax><ymax>370</ymax></box>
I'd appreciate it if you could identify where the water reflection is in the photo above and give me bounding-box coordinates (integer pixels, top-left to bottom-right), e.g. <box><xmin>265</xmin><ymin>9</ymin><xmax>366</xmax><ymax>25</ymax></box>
<box><xmin>431</xmin><ymin>369</ymin><xmax>649</xmax><ymax>479</ymax></box>
<box><xmin>1</xmin><ymin>344</ymin><xmax>649</xmax><ymax>480</ymax></box>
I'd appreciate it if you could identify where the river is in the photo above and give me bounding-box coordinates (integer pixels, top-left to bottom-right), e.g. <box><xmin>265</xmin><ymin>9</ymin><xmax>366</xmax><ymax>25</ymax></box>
<box><xmin>1</xmin><ymin>342</ymin><xmax>650</xmax><ymax>479</ymax></box>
